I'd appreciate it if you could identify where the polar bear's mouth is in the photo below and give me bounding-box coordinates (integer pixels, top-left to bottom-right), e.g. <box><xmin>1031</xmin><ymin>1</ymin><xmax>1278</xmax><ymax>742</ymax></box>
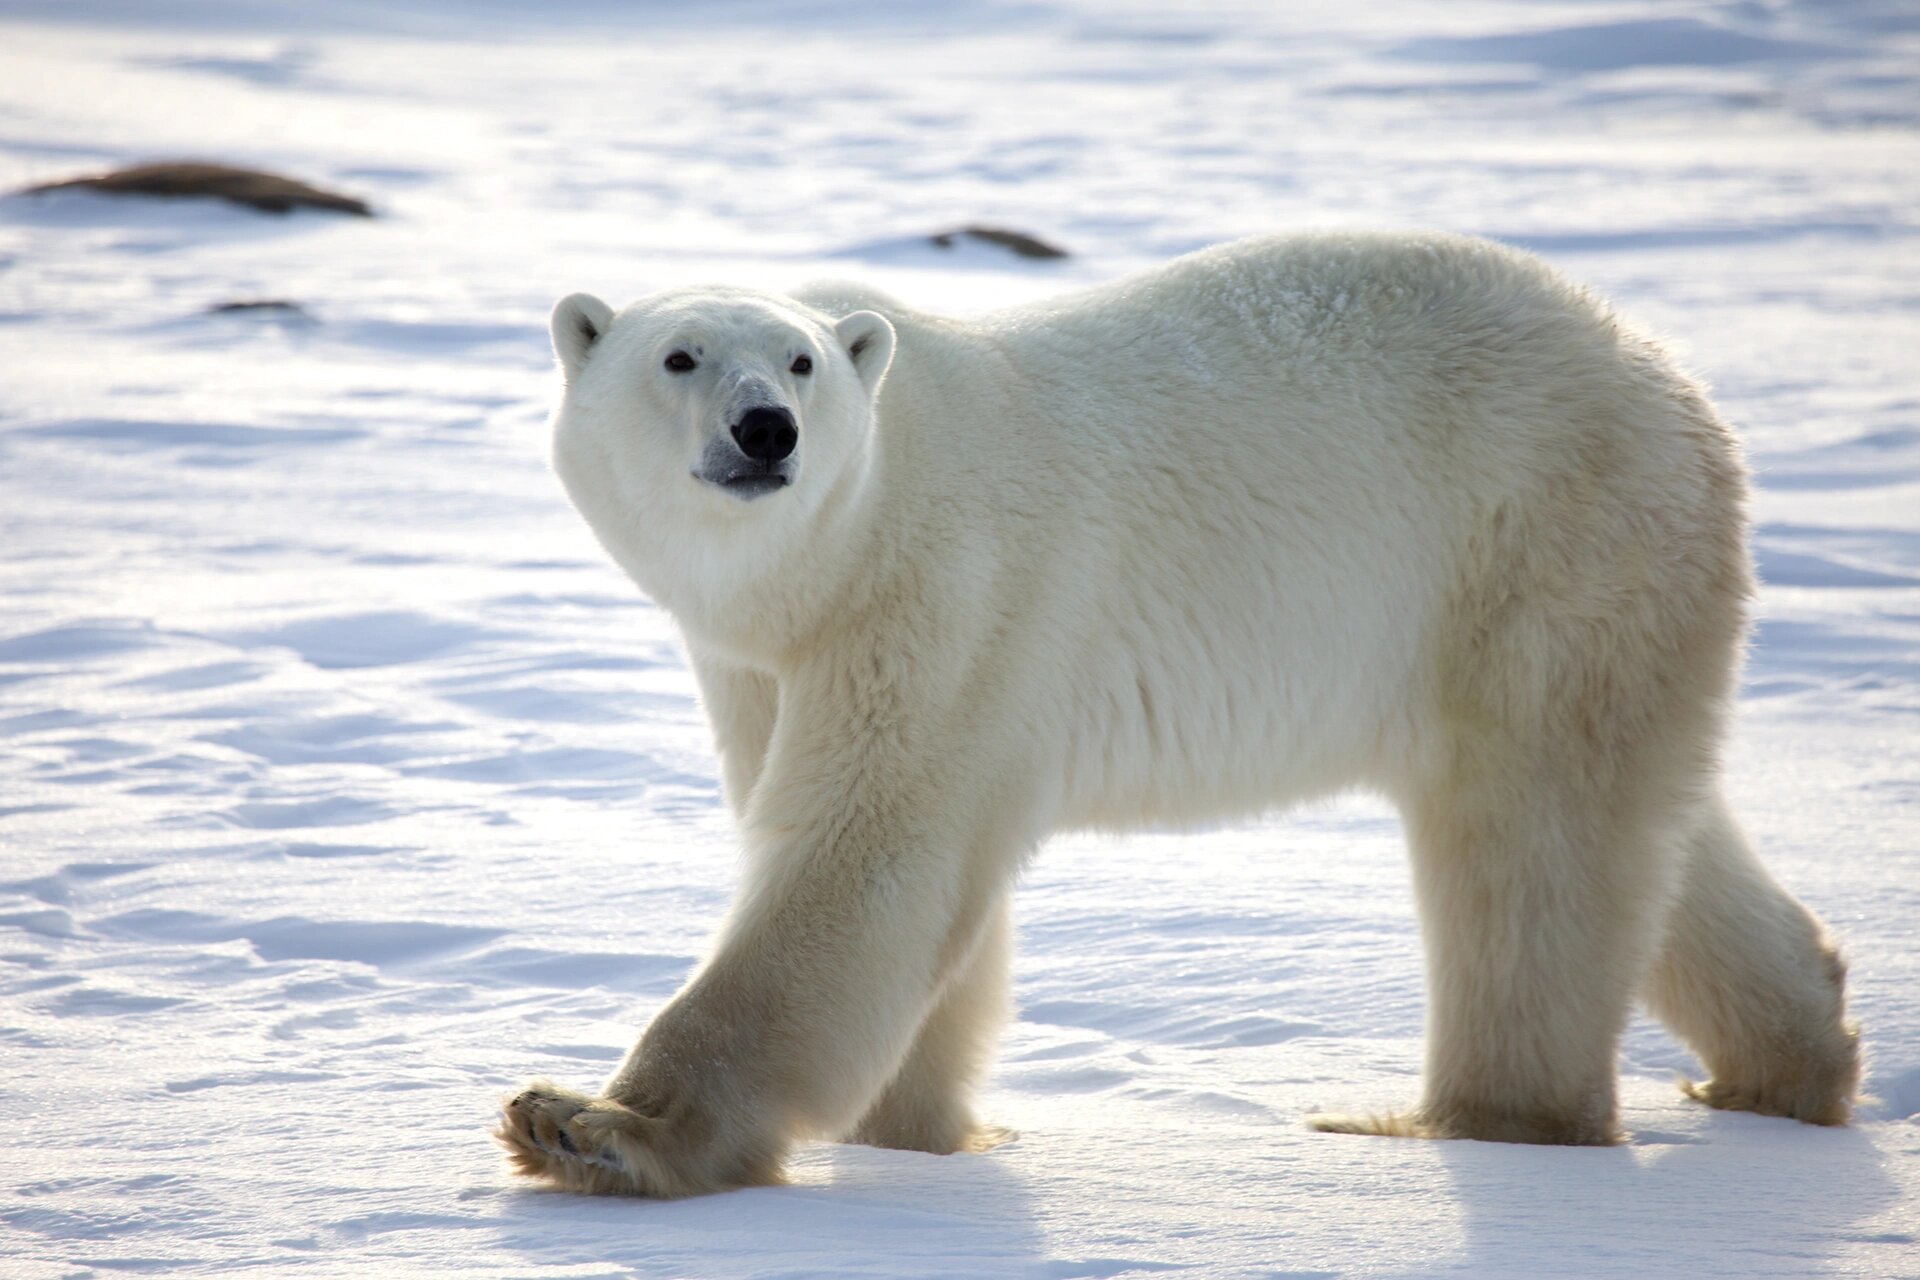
<box><xmin>695</xmin><ymin>467</ymin><xmax>791</xmax><ymax>499</ymax></box>
<box><xmin>719</xmin><ymin>472</ymin><xmax>789</xmax><ymax>497</ymax></box>
<box><xmin>695</xmin><ymin>431</ymin><xmax>794</xmax><ymax>500</ymax></box>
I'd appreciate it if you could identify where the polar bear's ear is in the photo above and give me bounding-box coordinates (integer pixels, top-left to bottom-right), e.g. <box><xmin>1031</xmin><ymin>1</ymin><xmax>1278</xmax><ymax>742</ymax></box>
<box><xmin>551</xmin><ymin>293</ymin><xmax>615</xmax><ymax>381</ymax></box>
<box><xmin>835</xmin><ymin>311</ymin><xmax>895</xmax><ymax>394</ymax></box>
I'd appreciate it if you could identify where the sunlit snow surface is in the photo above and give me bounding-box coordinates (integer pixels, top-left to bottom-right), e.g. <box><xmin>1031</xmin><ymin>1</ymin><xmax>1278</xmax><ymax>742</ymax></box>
<box><xmin>1</xmin><ymin>2</ymin><xmax>1917</xmax><ymax>1276</ymax></box>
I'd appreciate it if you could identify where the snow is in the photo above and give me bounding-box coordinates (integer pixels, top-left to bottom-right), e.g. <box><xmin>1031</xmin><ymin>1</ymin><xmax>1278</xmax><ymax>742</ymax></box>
<box><xmin>1</xmin><ymin>1</ymin><xmax>1917</xmax><ymax>1276</ymax></box>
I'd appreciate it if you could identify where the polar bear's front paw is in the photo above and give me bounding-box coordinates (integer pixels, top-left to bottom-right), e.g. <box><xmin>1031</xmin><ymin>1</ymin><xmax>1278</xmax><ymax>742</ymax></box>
<box><xmin>495</xmin><ymin>1080</ymin><xmax>656</xmax><ymax>1196</ymax></box>
<box><xmin>495</xmin><ymin>1076</ymin><xmax>785</xmax><ymax>1198</ymax></box>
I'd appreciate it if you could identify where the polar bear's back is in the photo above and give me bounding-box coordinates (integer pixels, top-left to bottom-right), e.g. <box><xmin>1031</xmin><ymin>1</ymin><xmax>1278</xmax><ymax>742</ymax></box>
<box><xmin>961</xmin><ymin>231</ymin><xmax>1734</xmax><ymax>562</ymax></box>
<box><xmin>986</xmin><ymin>230</ymin><xmax>1665</xmax><ymax>461</ymax></box>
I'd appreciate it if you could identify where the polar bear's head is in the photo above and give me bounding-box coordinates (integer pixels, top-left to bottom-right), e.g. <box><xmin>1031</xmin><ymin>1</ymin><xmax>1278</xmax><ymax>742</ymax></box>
<box><xmin>546</xmin><ymin>287</ymin><xmax>895</xmax><ymax>608</ymax></box>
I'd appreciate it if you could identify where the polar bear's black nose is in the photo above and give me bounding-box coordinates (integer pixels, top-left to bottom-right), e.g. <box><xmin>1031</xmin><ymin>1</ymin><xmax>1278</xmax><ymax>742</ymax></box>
<box><xmin>732</xmin><ymin>407</ymin><xmax>797</xmax><ymax>463</ymax></box>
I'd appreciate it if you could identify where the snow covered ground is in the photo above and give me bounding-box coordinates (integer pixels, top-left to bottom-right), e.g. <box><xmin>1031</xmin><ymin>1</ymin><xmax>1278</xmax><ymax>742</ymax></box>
<box><xmin>1</xmin><ymin>1</ymin><xmax>1916</xmax><ymax>1275</ymax></box>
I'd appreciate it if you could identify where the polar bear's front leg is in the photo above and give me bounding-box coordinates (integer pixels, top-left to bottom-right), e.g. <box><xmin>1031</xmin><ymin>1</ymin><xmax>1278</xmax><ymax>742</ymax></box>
<box><xmin>499</xmin><ymin>668</ymin><xmax>1019</xmax><ymax>1197</ymax></box>
<box><xmin>848</xmin><ymin>893</ymin><xmax>1016</xmax><ymax>1154</ymax></box>
<box><xmin>1642</xmin><ymin>793</ymin><xmax>1858</xmax><ymax>1125</ymax></box>
<box><xmin>689</xmin><ymin>653</ymin><xmax>778</xmax><ymax>817</ymax></box>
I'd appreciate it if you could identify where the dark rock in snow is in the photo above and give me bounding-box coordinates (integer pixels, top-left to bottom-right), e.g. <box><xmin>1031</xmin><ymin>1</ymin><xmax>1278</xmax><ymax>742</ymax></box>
<box><xmin>20</xmin><ymin>161</ymin><xmax>373</xmax><ymax>216</ymax></box>
<box><xmin>208</xmin><ymin>299</ymin><xmax>309</xmax><ymax>315</ymax></box>
<box><xmin>930</xmin><ymin>225</ymin><xmax>1069</xmax><ymax>259</ymax></box>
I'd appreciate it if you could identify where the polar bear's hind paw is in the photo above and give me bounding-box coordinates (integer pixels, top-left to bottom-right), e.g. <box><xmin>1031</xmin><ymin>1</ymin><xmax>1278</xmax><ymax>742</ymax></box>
<box><xmin>1680</xmin><ymin>1063</ymin><xmax>1856</xmax><ymax>1127</ymax></box>
<box><xmin>1307</xmin><ymin>1104</ymin><xmax>1620</xmax><ymax>1145</ymax></box>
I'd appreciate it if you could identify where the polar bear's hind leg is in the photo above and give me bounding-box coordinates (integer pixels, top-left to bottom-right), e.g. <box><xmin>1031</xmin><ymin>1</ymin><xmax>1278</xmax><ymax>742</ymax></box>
<box><xmin>1377</xmin><ymin>737</ymin><xmax>1690</xmax><ymax>1145</ymax></box>
<box><xmin>1316</xmin><ymin>380</ymin><xmax>1757</xmax><ymax>1145</ymax></box>
<box><xmin>1641</xmin><ymin>794</ymin><xmax>1859</xmax><ymax>1125</ymax></box>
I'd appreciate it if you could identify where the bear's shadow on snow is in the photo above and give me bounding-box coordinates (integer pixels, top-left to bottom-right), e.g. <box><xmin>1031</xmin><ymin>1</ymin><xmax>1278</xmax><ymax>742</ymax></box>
<box><xmin>488</xmin><ymin>1140</ymin><xmax>1046</xmax><ymax>1271</ymax></box>
<box><xmin>1401</xmin><ymin>1117</ymin><xmax>1902</xmax><ymax>1278</ymax></box>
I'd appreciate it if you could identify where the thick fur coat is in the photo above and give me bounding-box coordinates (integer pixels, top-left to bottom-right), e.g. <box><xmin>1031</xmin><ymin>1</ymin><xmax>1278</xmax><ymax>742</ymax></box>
<box><xmin>497</xmin><ymin>231</ymin><xmax>1858</xmax><ymax>1196</ymax></box>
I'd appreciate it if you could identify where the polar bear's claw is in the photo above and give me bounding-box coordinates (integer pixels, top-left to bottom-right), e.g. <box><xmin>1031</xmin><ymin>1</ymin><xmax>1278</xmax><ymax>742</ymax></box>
<box><xmin>496</xmin><ymin>1080</ymin><xmax>645</xmax><ymax>1193</ymax></box>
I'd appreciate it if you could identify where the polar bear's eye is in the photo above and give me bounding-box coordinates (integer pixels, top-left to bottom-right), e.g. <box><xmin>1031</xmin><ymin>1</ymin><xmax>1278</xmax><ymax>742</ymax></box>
<box><xmin>664</xmin><ymin>351</ymin><xmax>697</xmax><ymax>373</ymax></box>
<box><xmin>790</xmin><ymin>355</ymin><xmax>812</xmax><ymax>375</ymax></box>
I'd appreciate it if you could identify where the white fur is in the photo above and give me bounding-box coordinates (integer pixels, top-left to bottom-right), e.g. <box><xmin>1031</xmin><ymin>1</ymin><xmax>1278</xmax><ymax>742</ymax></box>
<box><xmin>498</xmin><ymin>231</ymin><xmax>1857</xmax><ymax>1195</ymax></box>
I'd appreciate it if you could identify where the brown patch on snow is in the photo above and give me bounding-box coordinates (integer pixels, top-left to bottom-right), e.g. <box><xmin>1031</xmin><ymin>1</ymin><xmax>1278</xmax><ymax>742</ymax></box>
<box><xmin>207</xmin><ymin>299</ymin><xmax>309</xmax><ymax>315</ymax></box>
<box><xmin>929</xmin><ymin>225</ymin><xmax>1068</xmax><ymax>259</ymax></box>
<box><xmin>21</xmin><ymin>161</ymin><xmax>372</xmax><ymax>216</ymax></box>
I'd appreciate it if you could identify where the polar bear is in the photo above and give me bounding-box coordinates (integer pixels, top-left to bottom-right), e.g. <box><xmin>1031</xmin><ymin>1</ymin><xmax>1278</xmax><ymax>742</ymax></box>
<box><xmin>497</xmin><ymin>231</ymin><xmax>1859</xmax><ymax>1197</ymax></box>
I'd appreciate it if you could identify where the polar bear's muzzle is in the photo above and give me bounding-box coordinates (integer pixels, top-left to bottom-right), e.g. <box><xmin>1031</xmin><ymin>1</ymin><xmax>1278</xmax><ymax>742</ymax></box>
<box><xmin>694</xmin><ymin>404</ymin><xmax>797</xmax><ymax>499</ymax></box>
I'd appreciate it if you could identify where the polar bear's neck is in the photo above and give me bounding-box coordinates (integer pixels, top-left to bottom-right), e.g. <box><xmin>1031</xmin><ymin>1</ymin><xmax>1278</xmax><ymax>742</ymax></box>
<box><xmin>671</xmin><ymin>471</ymin><xmax>891</xmax><ymax>670</ymax></box>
